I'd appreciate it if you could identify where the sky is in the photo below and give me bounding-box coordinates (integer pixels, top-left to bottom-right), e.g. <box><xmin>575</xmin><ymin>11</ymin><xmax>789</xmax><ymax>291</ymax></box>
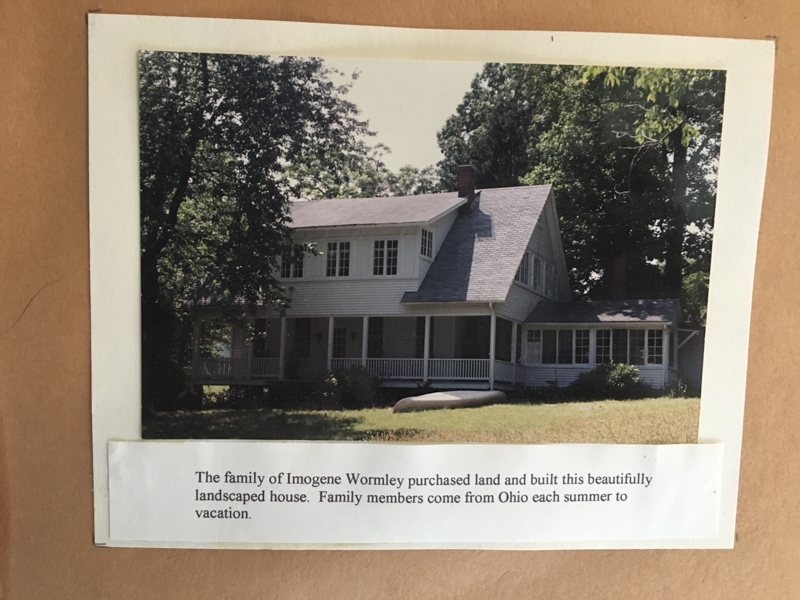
<box><xmin>323</xmin><ymin>58</ymin><xmax>484</xmax><ymax>172</ymax></box>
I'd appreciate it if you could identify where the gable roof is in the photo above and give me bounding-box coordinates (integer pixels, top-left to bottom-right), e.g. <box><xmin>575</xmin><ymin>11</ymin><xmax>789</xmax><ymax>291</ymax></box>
<box><xmin>289</xmin><ymin>192</ymin><xmax>465</xmax><ymax>229</ymax></box>
<box><xmin>525</xmin><ymin>299</ymin><xmax>680</xmax><ymax>324</ymax></box>
<box><xmin>402</xmin><ymin>185</ymin><xmax>553</xmax><ymax>304</ymax></box>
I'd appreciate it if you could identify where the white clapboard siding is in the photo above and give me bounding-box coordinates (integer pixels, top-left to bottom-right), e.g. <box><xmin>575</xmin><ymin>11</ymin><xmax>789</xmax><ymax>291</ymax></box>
<box><xmin>524</xmin><ymin>364</ymin><xmax>669</xmax><ymax>389</ymax></box>
<box><xmin>419</xmin><ymin>208</ymin><xmax>460</xmax><ymax>285</ymax></box>
<box><xmin>292</xmin><ymin>229</ymin><xmax>419</xmax><ymax>280</ymax></box>
<box><xmin>667</xmin><ymin>368</ymin><xmax>679</xmax><ymax>386</ymax></box>
<box><xmin>528</xmin><ymin>216</ymin><xmax>556</xmax><ymax>263</ymax></box>
<box><xmin>419</xmin><ymin>257</ymin><xmax>433</xmax><ymax>283</ymax></box>
<box><xmin>283</xmin><ymin>278</ymin><xmax>419</xmax><ymax>317</ymax></box>
<box><xmin>498</xmin><ymin>285</ymin><xmax>542</xmax><ymax>323</ymax></box>
<box><xmin>524</xmin><ymin>365</ymin><xmax>593</xmax><ymax>387</ymax></box>
<box><xmin>636</xmin><ymin>366</ymin><xmax>669</xmax><ymax>388</ymax></box>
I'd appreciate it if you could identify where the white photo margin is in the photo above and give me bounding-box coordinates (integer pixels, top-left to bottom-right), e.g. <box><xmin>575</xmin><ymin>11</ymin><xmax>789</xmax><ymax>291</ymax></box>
<box><xmin>88</xmin><ymin>14</ymin><xmax>774</xmax><ymax>549</ymax></box>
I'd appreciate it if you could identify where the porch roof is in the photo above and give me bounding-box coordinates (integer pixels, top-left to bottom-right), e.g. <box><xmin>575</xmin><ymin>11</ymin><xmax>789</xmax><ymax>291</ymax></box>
<box><xmin>525</xmin><ymin>299</ymin><xmax>680</xmax><ymax>324</ymax></box>
<box><xmin>289</xmin><ymin>192</ymin><xmax>465</xmax><ymax>229</ymax></box>
<box><xmin>401</xmin><ymin>185</ymin><xmax>552</xmax><ymax>304</ymax></box>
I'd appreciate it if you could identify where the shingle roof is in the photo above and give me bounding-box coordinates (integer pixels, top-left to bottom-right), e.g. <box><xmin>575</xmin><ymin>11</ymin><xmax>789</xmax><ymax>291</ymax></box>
<box><xmin>402</xmin><ymin>186</ymin><xmax>552</xmax><ymax>303</ymax></box>
<box><xmin>289</xmin><ymin>192</ymin><xmax>465</xmax><ymax>229</ymax></box>
<box><xmin>525</xmin><ymin>299</ymin><xmax>680</xmax><ymax>324</ymax></box>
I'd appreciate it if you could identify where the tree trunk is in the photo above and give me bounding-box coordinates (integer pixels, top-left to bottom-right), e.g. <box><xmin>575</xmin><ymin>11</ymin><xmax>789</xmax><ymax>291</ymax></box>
<box><xmin>664</xmin><ymin>122</ymin><xmax>689</xmax><ymax>299</ymax></box>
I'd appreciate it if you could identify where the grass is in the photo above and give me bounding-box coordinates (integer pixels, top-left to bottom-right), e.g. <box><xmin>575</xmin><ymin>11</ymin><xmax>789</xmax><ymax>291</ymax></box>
<box><xmin>143</xmin><ymin>396</ymin><xmax>700</xmax><ymax>444</ymax></box>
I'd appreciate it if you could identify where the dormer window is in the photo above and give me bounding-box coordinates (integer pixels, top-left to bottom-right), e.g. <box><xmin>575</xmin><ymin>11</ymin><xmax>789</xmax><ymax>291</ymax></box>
<box><xmin>326</xmin><ymin>242</ymin><xmax>350</xmax><ymax>277</ymax></box>
<box><xmin>373</xmin><ymin>240</ymin><xmax>399</xmax><ymax>275</ymax></box>
<box><xmin>421</xmin><ymin>229</ymin><xmax>433</xmax><ymax>258</ymax></box>
<box><xmin>514</xmin><ymin>252</ymin><xmax>531</xmax><ymax>285</ymax></box>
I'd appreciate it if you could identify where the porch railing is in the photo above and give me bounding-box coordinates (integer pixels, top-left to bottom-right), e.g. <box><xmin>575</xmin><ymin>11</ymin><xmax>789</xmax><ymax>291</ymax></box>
<box><xmin>331</xmin><ymin>358</ymin><xmax>363</xmax><ymax>371</ymax></box>
<box><xmin>366</xmin><ymin>358</ymin><xmax>424</xmax><ymax>379</ymax></box>
<box><xmin>194</xmin><ymin>357</ymin><xmax>279</xmax><ymax>380</ymax></box>
<box><xmin>194</xmin><ymin>356</ymin><xmax>524</xmax><ymax>385</ymax></box>
<box><xmin>428</xmin><ymin>358</ymin><xmax>489</xmax><ymax>380</ymax></box>
<box><xmin>251</xmin><ymin>357</ymin><xmax>280</xmax><ymax>378</ymax></box>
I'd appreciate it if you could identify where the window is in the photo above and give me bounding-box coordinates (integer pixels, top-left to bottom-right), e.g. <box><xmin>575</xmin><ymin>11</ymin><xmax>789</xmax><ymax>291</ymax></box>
<box><xmin>280</xmin><ymin>248</ymin><xmax>304</xmax><ymax>278</ymax></box>
<box><xmin>545</xmin><ymin>263</ymin><xmax>555</xmax><ymax>298</ymax></box>
<box><xmin>557</xmin><ymin>330</ymin><xmax>573</xmax><ymax>364</ymax></box>
<box><xmin>596</xmin><ymin>330</ymin><xmax>611</xmax><ymax>364</ymax></box>
<box><xmin>326</xmin><ymin>242</ymin><xmax>350</xmax><ymax>277</ymax></box>
<box><xmin>575</xmin><ymin>330</ymin><xmax>590</xmax><ymax>364</ymax></box>
<box><xmin>515</xmin><ymin>252</ymin><xmax>531</xmax><ymax>285</ymax></box>
<box><xmin>333</xmin><ymin>327</ymin><xmax>347</xmax><ymax>359</ymax></box>
<box><xmin>421</xmin><ymin>229</ymin><xmax>433</xmax><ymax>258</ymax></box>
<box><xmin>648</xmin><ymin>330</ymin><xmax>664</xmax><ymax>365</ymax></box>
<box><xmin>542</xmin><ymin>330</ymin><xmax>557</xmax><ymax>364</ymax></box>
<box><xmin>533</xmin><ymin>257</ymin><xmax>543</xmax><ymax>291</ymax></box>
<box><xmin>373</xmin><ymin>240</ymin><xmax>398</xmax><ymax>275</ymax></box>
<box><xmin>537</xmin><ymin>329</ymin><xmax>583</xmax><ymax>364</ymax></box>
<box><xmin>629</xmin><ymin>330</ymin><xmax>645</xmax><ymax>365</ymax></box>
<box><xmin>612</xmin><ymin>330</ymin><xmax>628</xmax><ymax>363</ymax></box>
<box><xmin>601</xmin><ymin>329</ymin><xmax>663</xmax><ymax>365</ymax></box>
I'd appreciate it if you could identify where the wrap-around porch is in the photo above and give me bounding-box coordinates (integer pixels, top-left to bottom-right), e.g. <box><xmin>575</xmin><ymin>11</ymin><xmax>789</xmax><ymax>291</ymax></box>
<box><xmin>192</xmin><ymin>315</ymin><xmax>525</xmax><ymax>389</ymax></box>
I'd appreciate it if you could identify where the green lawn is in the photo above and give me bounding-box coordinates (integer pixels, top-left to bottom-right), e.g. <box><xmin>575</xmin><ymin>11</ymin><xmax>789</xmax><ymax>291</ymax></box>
<box><xmin>143</xmin><ymin>397</ymin><xmax>699</xmax><ymax>444</ymax></box>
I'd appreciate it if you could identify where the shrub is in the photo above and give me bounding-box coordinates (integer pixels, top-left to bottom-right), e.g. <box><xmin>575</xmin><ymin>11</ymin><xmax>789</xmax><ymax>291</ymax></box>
<box><xmin>317</xmin><ymin>366</ymin><xmax>382</xmax><ymax>410</ymax></box>
<box><xmin>202</xmin><ymin>385</ymin><xmax>266</xmax><ymax>409</ymax></box>
<box><xmin>568</xmin><ymin>362</ymin><xmax>646</xmax><ymax>400</ymax></box>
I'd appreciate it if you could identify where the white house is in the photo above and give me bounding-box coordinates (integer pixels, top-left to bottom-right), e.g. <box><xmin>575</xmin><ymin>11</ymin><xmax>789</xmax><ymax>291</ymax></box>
<box><xmin>190</xmin><ymin>166</ymin><xmax>681</xmax><ymax>390</ymax></box>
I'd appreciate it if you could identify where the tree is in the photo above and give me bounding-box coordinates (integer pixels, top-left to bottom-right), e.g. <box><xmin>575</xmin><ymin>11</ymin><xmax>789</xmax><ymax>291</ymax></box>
<box><xmin>436</xmin><ymin>63</ymin><xmax>724</xmax><ymax>314</ymax></box>
<box><xmin>583</xmin><ymin>67</ymin><xmax>724</xmax><ymax>295</ymax></box>
<box><xmin>436</xmin><ymin>63</ymin><xmax>536</xmax><ymax>191</ymax></box>
<box><xmin>139</xmin><ymin>51</ymin><xmax>373</xmax><ymax>409</ymax></box>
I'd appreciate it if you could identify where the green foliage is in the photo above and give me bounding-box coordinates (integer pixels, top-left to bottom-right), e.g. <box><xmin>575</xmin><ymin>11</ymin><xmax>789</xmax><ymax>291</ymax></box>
<box><xmin>139</xmin><ymin>51</ymin><xmax>377</xmax><ymax>410</ymax></box>
<box><xmin>317</xmin><ymin>366</ymin><xmax>382</xmax><ymax>410</ymax></box>
<box><xmin>665</xmin><ymin>378</ymin><xmax>696</xmax><ymax>399</ymax></box>
<box><xmin>681</xmin><ymin>270</ymin><xmax>709</xmax><ymax>328</ymax></box>
<box><xmin>567</xmin><ymin>362</ymin><xmax>648</xmax><ymax>400</ymax></box>
<box><xmin>436</xmin><ymin>63</ymin><xmax>724</xmax><ymax>314</ymax></box>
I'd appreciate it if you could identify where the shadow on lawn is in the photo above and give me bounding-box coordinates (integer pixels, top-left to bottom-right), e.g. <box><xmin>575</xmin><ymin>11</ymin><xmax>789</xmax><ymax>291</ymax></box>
<box><xmin>142</xmin><ymin>409</ymin><xmax>422</xmax><ymax>442</ymax></box>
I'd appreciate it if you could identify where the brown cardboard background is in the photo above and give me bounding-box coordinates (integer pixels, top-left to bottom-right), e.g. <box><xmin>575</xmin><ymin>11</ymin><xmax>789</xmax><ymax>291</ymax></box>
<box><xmin>0</xmin><ymin>0</ymin><xmax>796</xmax><ymax>597</ymax></box>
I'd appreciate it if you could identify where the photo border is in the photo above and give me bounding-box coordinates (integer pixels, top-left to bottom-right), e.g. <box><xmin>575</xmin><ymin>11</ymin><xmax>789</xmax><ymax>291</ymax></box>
<box><xmin>89</xmin><ymin>14</ymin><xmax>774</xmax><ymax>548</ymax></box>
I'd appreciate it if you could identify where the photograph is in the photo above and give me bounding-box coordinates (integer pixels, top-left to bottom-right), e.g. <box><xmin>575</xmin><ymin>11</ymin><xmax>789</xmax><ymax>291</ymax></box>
<box><xmin>138</xmin><ymin>51</ymin><xmax>724</xmax><ymax>445</ymax></box>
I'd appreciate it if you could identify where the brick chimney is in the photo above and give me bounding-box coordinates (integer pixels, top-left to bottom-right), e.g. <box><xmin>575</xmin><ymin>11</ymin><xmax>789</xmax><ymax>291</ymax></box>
<box><xmin>457</xmin><ymin>164</ymin><xmax>478</xmax><ymax>214</ymax></box>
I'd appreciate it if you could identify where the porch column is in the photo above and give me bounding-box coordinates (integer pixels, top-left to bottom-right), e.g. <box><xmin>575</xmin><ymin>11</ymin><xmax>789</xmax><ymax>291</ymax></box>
<box><xmin>423</xmin><ymin>315</ymin><xmax>431</xmax><ymax>382</ymax></box>
<box><xmin>489</xmin><ymin>309</ymin><xmax>496</xmax><ymax>391</ymax></box>
<box><xmin>361</xmin><ymin>316</ymin><xmax>369</xmax><ymax>368</ymax></box>
<box><xmin>510</xmin><ymin>322</ymin><xmax>518</xmax><ymax>384</ymax></box>
<box><xmin>279</xmin><ymin>317</ymin><xmax>287</xmax><ymax>380</ymax></box>
<box><xmin>327</xmin><ymin>316</ymin><xmax>334</xmax><ymax>372</ymax></box>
